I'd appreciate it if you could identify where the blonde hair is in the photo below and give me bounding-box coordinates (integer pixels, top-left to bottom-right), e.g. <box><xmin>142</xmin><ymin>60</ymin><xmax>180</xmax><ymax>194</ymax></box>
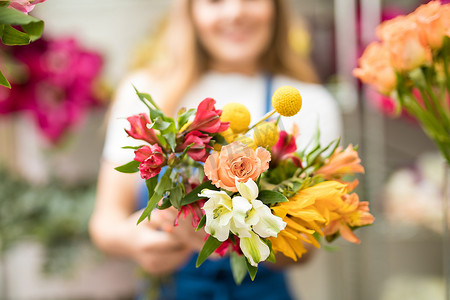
<box><xmin>136</xmin><ymin>0</ymin><xmax>319</xmax><ymax>114</ymax></box>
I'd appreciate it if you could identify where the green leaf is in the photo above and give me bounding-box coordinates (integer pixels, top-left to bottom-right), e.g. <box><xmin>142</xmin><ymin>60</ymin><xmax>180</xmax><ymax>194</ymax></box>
<box><xmin>136</xmin><ymin>168</ymin><xmax>173</xmax><ymax>224</ymax></box>
<box><xmin>0</xmin><ymin>2</ymin><xmax>10</xmax><ymax>8</ymax></box>
<box><xmin>0</xmin><ymin>24</ymin><xmax>30</xmax><ymax>45</ymax></box>
<box><xmin>213</xmin><ymin>133</ymin><xmax>227</xmax><ymax>145</ymax></box>
<box><xmin>163</xmin><ymin>131</ymin><xmax>176</xmax><ymax>152</ymax></box>
<box><xmin>0</xmin><ymin>68</ymin><xmax>10</xmax><ymax>88</ymax></box>
<box><xmin>245</xmin><ymin>259</ymin><xmax>258</xmax><ymax>281</ymax></box>
<box><xmin>136</xmin><ymin>200</ymin><xmax>155</xmax><ymax>225</ymax></box>
<box><xmin>265</xmin><ymin>240</ymin><xmax>276</xmax><ymax>263</ymax></box>
<box><xmin>0</xmin><ymin>7</ymin><xmax>44</xmax><ymax>42</ymax></box>
<box><xmin>156</xmin><ymin>196</ymin><xmax>171</xmax><ymax>210</ymax></box>
<box><xmin>195</xmin><ymin>214</ymin><xmax>206</xmax><ymax>231</ymax></box>
<box><xmin>180</xmin><ymin>181</ymin><xmax>218</xmax><ymax>206</ymax></box>
<box><xmin>21</xmin><ymin>21</ymin><xmax>44</xmax><ymax>42</ymax></box>
<box><xmin>154</xmin><ymin>117</ymin><xmax>172</xmax><ymax>131</ymax></box>
<box><xmin>169</xmin><ymin>184</ymin><xmax>183</xmax><ymax>209</ymax></box>
<box><xmin>145</xmin><ymin>176</ymin><xmax>158</xmax><ymax>202</ymax></box>
<box><xmin>155</xmin><ymin>167</ymin><xmax>173</xmax><ymax>194</ymax></box>
<box><xmin>114</xmin><ymin>160</ymin><xmax>140</xmax><ymax>173</ymax></box>
<box><xmin>196</xmin><ymin>235</ymin><xmax>222</xmax><ymax>267</ymax></box>
<box><xmin>177</xmin><ymin>108</ymin><xmax>195</xmax><ymax>129</ymax></box>
<box><xmin>121</xmin><ymin>145</ymin><xmax>144</xmax><ymax>150</ymax></box>
<box><xmin>258</xmin><ymin>190</ymin><xmax>288</xmax><ymax>205</ymax></box>
<box><xmin>0</xmin><ymin>7</ymin><xmax>43</xmax><ymax>25</ymax></box>
<box><xmin>230</xmin><ymin>252</ymin><xmax>248</xmax><ymax>285</ymax></box>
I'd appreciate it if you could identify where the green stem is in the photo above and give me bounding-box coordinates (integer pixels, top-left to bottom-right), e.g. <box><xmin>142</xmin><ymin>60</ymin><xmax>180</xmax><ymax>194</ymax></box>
<box><xmin>421</xmin><ymin>67</ymin><xmax>450</xmax><ymax>129</ymax></box>
<box><xmin>442</xmin><ymin>37</ymin><xmax>450</xmax><ymax>96</ymax></box>
<box><xmin>246</xmin><ymin>110</ymin><xmax>276</xmax><ymax>132</ymax></box>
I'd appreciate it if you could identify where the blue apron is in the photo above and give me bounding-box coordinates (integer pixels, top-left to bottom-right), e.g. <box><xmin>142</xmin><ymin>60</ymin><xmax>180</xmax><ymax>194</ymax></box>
<box><xmin>136</xmin><ymin>74</ymin><xmax>294</xmax><ymax>300</ymax></box>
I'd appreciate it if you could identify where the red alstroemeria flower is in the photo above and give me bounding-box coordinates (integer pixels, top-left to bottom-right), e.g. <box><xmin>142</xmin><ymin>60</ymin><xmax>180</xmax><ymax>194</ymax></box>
<box><xmin>215</xmin><ymin>237</ymin><xmax>242</xmax><ymax>257</ymax></box>
<box><xmin>188</xmin><ymin>98</ymin><xmax>229</xmax><ymax>133</ymax></box>
<box><xmin>175</xmin><ymin>199</ymin><xmax>206</xmax><ymax>228</ymax></box>
<box><xmin>126</xmin><ymin>113</ymin><xmax>160</xmax><ymax>145</ymax></box>
<box><xmin>178</xmin><ymin>130</ymin><xmax>212</xmax><ymax>162</ymax></box>
<box><xmin>271</xmin><ymin>131</ymin><xmax>302</xmax><ymax>167</ymax></box>
<box><xmin>134</xmin><ymin>144</ymin><xmax>166</xmax><ymax>179</ymax></box>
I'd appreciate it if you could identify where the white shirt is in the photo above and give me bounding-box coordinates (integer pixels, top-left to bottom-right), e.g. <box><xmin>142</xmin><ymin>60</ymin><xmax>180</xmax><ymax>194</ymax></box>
<box><xmin>103</xmin><ymin>71</ymin><xmax>342</xmax><ymax>164</ymax></box>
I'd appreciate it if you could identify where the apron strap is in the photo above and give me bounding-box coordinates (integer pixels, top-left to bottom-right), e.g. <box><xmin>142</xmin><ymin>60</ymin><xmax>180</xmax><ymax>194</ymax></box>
<box><xmin>264</xmin><ymin>74</ymin><xmax>273</xmax><ymax>114</ymax></box>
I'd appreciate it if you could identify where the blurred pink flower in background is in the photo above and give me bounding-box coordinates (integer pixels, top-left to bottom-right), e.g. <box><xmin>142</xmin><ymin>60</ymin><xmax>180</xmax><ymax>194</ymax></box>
<box><xmin>0</xmin><ymin>37</ymin><xmax>105</xmax><ymax>143</ymax></box>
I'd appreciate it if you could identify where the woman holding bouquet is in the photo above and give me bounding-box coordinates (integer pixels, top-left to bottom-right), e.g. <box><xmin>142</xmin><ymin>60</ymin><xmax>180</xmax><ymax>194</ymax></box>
<box><xmin>90</xmin><ymin>0</ymin><xmax>342</xmax><ymax>299</ymax></box>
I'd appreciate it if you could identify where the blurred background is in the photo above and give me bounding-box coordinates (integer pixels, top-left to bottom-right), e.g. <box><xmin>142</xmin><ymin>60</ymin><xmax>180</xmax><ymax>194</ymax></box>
<box><xmin>0</xmin><ymin>0</ymin><xmax>447</xmax><ymax>299</ymax></box>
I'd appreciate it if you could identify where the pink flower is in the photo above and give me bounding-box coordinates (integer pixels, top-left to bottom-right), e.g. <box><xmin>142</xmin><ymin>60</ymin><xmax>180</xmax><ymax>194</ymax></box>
<box><xmin>215</xmin><ymin>237</ymin><xmax>242</xmax><ymax>257</ymax></box>
<box><xmin>177</xmin><ymin>130</ymin><xmax>212</xmax><ymax>162</ymax></box>
<box><xmin>174</xmin><ymin>199</ymin><xmax>205</xmax><ymax>228</ymax></box>
<box><xmin>134</xmin><ymin>144</ymin><xmax>166</xmax><ymax>179</ymax></box>
<box><xmin>125</xmin><ymin>113</ymin><xmax>159</xmax><ymax>145</ymax></box>
<box><xmin>8</xmin><ymin>0</ymin><xmax>46</xmax><ymax>14</ymax></box>
<box><xmin>188</xmin><ymin>98</ymin><xmax>229</xmax><ymax>133</ymax></box>
<box><xmin>204</xmin><ymin>141</ymin><xmax>271</xmax><ymax>192</ymax></box>
<box><xmin>0</xmin><ymin>37</ymin><xmax>104</xmax><ymax>144</ymax></box>
<box><xmin>271</xmin><ymin>131</ymin><xmax>302</xmax><ymax>167</ymax></box>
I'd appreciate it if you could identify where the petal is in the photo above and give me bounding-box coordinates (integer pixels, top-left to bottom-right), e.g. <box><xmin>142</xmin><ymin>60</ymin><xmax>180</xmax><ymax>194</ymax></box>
<box><xmin>236</xmin><ymin>178</ymin><xmax>259</xmax><ymax>201</ymax></box>
<box><xmin>232</xmin><ymin>196</ymin><xmax>252</xmax><ymax>228</ymax></box>
<box><xmin>240</xmin><ymin>231</ymin><xmax>270</xmax><ymax>267</ymax></box>
<box><xmin>251</xmin><ymin>200</ymin><xmax>287</xmax><ymax>238</ymax></box>
<box><xmin>199</xmin><ymin>189</ymin><xmax>231</xmax><ymax>202</ymax></box>
<box><xmin>205</xmin><ymin>217</ymin><xmax>230</xmax><ymax>242</ymax></box>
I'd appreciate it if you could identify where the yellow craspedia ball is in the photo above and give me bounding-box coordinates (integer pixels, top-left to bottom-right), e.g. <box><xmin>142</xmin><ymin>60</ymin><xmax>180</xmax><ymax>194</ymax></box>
<box><xmin>235</xmin><ymin>135</ymin><xmax>256</xmax><ymax>149</ymax></box>
<box><xmin>253</xmin><ymin>122</ymin><xmax>279</xmax><ymax>148</ymax></box>
<box><xmin>272</xmin><ymin>86</ymin><xmax>302</xmax><ymax>117</ymax></box>
<box><xmin>221</xmin><ymin>103</ymin><xmax>251</xmax><ymax>133</ymax></box>
<box><xmin>220</xmin><ymin>128</ymin><xmax>237</xmax><ymax>143</ymax></box>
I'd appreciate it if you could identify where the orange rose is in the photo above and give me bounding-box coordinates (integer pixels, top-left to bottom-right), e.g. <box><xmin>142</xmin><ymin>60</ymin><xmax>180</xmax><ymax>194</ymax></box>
<box><xmin>353</xmin><ymin>41</ymin><xmax>397</xmax><ymax>95</ymax></box>
<box><xmin>377</xmin><ymin>15</ymin><xmax>432</xmax><ymax>72</ymax></box>
<box><xmin>204</xmin><ymin>141</ymin><xmax>271</xmax><ymax>192</ymax></box>
<box><xmin>414</xmin><ymin>1</ymin><xmax>447</xmax><ymax>49</ymax></box>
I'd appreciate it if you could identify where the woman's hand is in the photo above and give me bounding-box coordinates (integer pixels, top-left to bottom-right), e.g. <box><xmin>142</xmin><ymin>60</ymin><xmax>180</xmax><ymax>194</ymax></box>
<box><xmin>125</xmin><ymin>209</ymin><xmax>193</xmax><ymax>276</ymax></box>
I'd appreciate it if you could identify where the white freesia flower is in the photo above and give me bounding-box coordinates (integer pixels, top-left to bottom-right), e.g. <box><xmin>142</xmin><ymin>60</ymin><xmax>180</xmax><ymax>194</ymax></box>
<box><xmin>199</xmin><ymin>189</ymin><xmax>233</xmax><ymax>242</ymax></box>
<box><xmin>240</xmin><ymin>231</ymin><xmax>270</xmax><ymax>267</ymax></box>
<box><xmin>200</xmin><ymin>178</ymin><xmax>287</xmax><ymax>266</ymax></box>
<box><xmin>235</xmin><ymin>179</ymin><xmax>287</xmax><ymax>238</ymax></box>
<box><xmin>234</xmin><ymin>179</ymin><xmax>287</xmax><ymax>266</ymax></box>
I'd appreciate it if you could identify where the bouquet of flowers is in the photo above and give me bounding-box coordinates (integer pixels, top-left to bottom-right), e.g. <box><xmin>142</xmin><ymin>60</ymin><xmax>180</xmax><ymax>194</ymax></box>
<box><xmin>116</xmin><ymin>85</ymin><xmax>374</xmax><ymax>284</ymax></box>
<box><xmin>353</xmin><ymin>0</ymin><xmax>450</xmax><ymax>164</ymax></box>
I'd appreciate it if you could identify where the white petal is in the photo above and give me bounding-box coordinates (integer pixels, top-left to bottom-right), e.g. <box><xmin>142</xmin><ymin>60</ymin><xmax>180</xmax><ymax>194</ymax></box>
<box><xmin>235</xmin><ymin>178</ymin><xmax>259</xmax><ymax>201</ymax></box>
<box><xmin>199</xmin><ymin>189</ymin><xmax>231</xmax><ymax>202</ymax></box>
<box><xmin>230</xmin><ymin>219</ymin><xmax>252</xmax><ymax>238</ymax></box>
<box><xmin>232</xmin><ymin>196</ymin><xmax>252</xmax><ymax>226</ymax></box>
<box><xmin>240</xmin><ymin>231</ymin><xmax>270</xmax><ymax>267</ymax></box>
<box><xmin>205</xmin><ymin>217</ymin><xmax>230</xmax><ymax>242</ymax></box>
<box><xmin>251</xmin><ymin>200</ymin><xmax>287</xmax><ymax>238</ymax></box>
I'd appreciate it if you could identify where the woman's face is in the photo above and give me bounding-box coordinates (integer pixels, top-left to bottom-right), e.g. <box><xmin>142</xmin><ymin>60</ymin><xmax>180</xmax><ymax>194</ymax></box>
<box><xmin>191</xmin><ymin>0</ymin><xmax>275</xmax><ymax>73</ymax></box>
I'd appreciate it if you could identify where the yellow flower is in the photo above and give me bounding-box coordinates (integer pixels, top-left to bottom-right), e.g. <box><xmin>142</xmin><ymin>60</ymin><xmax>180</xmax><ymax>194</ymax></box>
<box><xmin>219</xmin><ymin>128</ymin><xmax>237</xmax><ymax>143</ymax></box>
<box><xmin>221</xmin><ymin>102</ymin><xmax>251</xmax><ymax>133</ymax></box>
<box><xmin>272</xmin><ymin>86</ymin><xmax>302</xmax><ymax>117</ymax></box>
<box><xmin>323</xmin><ymin>193</ymin><xmax>374</xmax><ymax>244</ymax></box>
<box><xmin>316</xmin><ymin>145</ymin><xmax>365</xmax><ymax>180</ymax></box>
<box><xmin>269</xmin><ymin>181</ymin><xmax>347</xmax><ymax>261</ymax></box>
<box><xmin>234</xmin><ymin>135</ymin><xmax>256</xmax><ymax>149</ymax></box>
<box><xmin>253</xmin><ymin>122</ymin><xmax>279</xmax><ymax>148</ymax></box>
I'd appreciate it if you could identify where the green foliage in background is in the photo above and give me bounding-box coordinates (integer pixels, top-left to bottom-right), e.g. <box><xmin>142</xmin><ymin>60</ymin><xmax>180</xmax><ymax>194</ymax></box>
<box><xmin>0</xmin><ymin>169</ymin><xmax>96</xmax><ymax>274</ymax></box>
